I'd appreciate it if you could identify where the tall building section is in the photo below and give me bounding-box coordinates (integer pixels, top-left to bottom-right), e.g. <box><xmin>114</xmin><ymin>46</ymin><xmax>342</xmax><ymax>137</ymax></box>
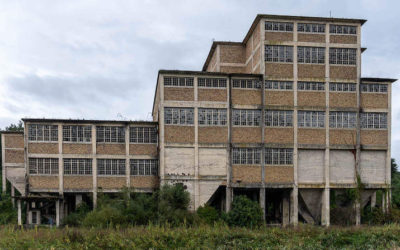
<box><xmin>1</xmin><ymin>14</ymin><xmax>396</xmax><ymax>226</ymax></box>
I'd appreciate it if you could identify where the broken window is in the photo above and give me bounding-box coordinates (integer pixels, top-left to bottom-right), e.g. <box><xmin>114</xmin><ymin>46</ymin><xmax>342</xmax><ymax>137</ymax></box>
<box><xmin>63</xmin><ymin>125</ymin><xmax>91</xmax><ymax>142</ymax></box>
<box><xmin>164</xmin><ymin>108</ymin><xmax>194</xmax><ymax>125</ymax></box>
<box><xmin>265</xmin><ymin>148</ymin><xmax>293</xmax><ymax>165</ymax></box>
<box><xmin>130</xmin><ymin>127</ymin><xmax>157</xmax><ymax>143</ymax></box>
<box><xmin>298</xmin><ymin>111</ymin><xmax>325</xmax><ymax>128</ymax></box>
<box><xmin>298</xmin><ymin>81</ymin><xmax>325</xmax><ymax>91</ymax></box>
<box><xmin>360</xmin><ymin>83</ymin><xmax>388</xmax><ymax>93</ymax></box>
<box><xmin>232</xmin><ymin>109</ymin><xmax>261</xmax><ymax>126</ymax></box>
<box><xmin>329</xmin><ymin>48</ymin><xmax>357</xmax><ymax>65</ymax></box>
<box><xmin>232</xmin><ymin>79</ymin><xmax>262</xmax><ymax>89</ymax></box>
<box><xmin>265</xmin><ymin>45</ymin><xmax>293</xmax><ymax>63</ymax></box>
<box><xmin>97</xmin><ymin>159</ymin><xmax>126</xmax><ymax>175</ymax></box>
<box><xmin>130</xmin><ymin>159</ymin><xmax>158</xmax><ymax>176</ymax></box>
<box><xmin>265</xmin><ymin>21</ymin><xmax>293</xmax><ymax>32</ymax></box>
<box><xmin>329</xmin><ymin>82</ymin><xmax>356</xmax><ymax>92</ymax></box>
<box><xmin>63</xmin><ymin>158</ymin><xmax>92</xmax><ymax>175</ymax></box>
<box><xmin>29</xmin><ymin>158</ymin><xmax>58</xmax><ymax>175</ymax></box>
<box><xmin>297</xmin><ymin>47</ymin><xmax>325</xmax><ymax>64</ymax></box>
<box><xmin>96</xmin><ymin>126</ymin><xmax>125</xmax><ymax>143</ymax></box>
<box><xmin>198</xmin><ymin>108</ymin><xmax>227</xmax><ymax>126</ymax></box>
<box><xmin>298</xmin><ymin>23</ymin><xmax>325</xmax><ymax>33</ymax></box>
<box><xmin>264</xmin><ymin>81</ymin><xmax>293</xmax><ymax>90</ymax></box>
<box><xmin>265</xmin><ymin>110</ymin><xmax>293</xmax><ymax>127</ymax></box>
<box><xmin>164</xmin><ymin>76</ymin><xmax>194</xmax><ymax>87</ymax></box>
<box><xmin>360</xmin><ymin>112</ymin><xmax>387</xmax><ymax>129</ymax></box>
<box><xmin>28</xmin><ymin>124</ymin><xmax>58</xmax><ymax>142</ymax></box>
<box><xmin>329</xmin><ymin>112</ymin><xmax>357</xmax><ymax>128</ymax></box>
<box><xmin>232</xmin><ymin>148</ymin><xmax>261</xmax><ymax>165</ymax></box>
<box><xmin>330</xmin><ymin>24</ymin><xmax>357</xmax><ymax>35</ymax></box>
<box><xmin>198</xmin><ymin>78</ymin><xmax>227</xmax><ymax>88</ymax></box>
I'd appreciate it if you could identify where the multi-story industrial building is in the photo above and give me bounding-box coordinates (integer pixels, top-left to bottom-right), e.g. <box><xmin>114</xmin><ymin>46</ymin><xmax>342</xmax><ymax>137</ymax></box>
<box><xmin>1</xmin><ymin>14</ymin><xmax>396</xmax><ymax>227</ymax></box>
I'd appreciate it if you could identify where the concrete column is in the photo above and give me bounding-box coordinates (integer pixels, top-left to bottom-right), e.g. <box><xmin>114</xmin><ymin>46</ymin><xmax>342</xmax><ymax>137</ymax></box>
<box><xmin>371</xmin><ymin>191</ymin><xmax>376</xmax><ymax>208</ymax></box>
<box><xmin>226</xmin><ymin>186</ymin><xmax>233</xmax><ymax>212</ymax></box>
<box><xmin>355</xmin><ymin>199</ymin><xmax>361</xmax><ymax>226</ymax></box>
<box><xmin>76</xmin><ymin>194</ymin><xmax>83</xmax><ymax>208</ymax></box>
<box><xmin>17</xmin><ymin>199</ymin><xmax>22</xmax><ymax>226</ymax></box>
<box><xmin>259</xmin><ymin>188</ymin><xmax>265</xmax><ymax>221</ymax></box>
<box><xmin>92</xmin><ymin>124</ymin><xmax>97</xmax><ymax>209</ymax></box>
<box><xmin>11</xmin><ymin>186</ymin><xmax>15</xmax><ymax>207</ymax></box>
<box><xmin>58</xmin><ymin>124</ymin><xmax>63</xmax><ymax>195</ymax></box>
<box><xmin>290</xmin><ymin>187</ymin><xmax>298</xmax><ymax>226</ymax></box>
<box><xmin>282</xmin><ymin>192</ymin><xmax>290</xmax><ymax>227</ymax></box>
<box><xmin>125</xmin><ymin>125</ymin><xmax>130</xmax><ymax>189</ymax></box>
<box><xmin>321</xmin><ymin>188</ymin><xmax>330</xmax><ymax>226</ymax></box>
<box><xmin>56</xmin><ymin>200</ymin><xmax>60</xmax><ymax>227</ymax></box>
<box><xmin>36</xmin><ymin>210</ymin><xmax>41</xmax><ymax>225</ymax></box>
<box><xmin>1</xmin><ymin>134</ymin><xmax>6</xmax><ymax>194</ymax></box>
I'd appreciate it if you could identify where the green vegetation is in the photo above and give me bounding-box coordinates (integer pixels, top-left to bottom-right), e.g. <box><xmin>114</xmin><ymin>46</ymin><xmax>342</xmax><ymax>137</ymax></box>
<box><xmin>225</xmin><ymin>195</ymin><xmax>263</xmax><ymax>228</ymax></box>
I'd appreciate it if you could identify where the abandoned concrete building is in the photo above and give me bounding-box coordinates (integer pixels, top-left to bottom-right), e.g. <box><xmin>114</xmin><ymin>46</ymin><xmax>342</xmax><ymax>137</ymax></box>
<box><xmin>1</xmin><ymin>14</ymin><xmax>397</xmax><ymax>227</ymax></box>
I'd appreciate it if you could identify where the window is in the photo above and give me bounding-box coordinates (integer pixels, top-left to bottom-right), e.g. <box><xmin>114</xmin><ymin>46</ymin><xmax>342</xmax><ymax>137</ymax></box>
<box><xmin>360</xmin><ymin>112</ymin><xmax>387</xmax><ymax>129</ymax></box>
<box><xmin>130</xmin><ymin>159</ymin><xmax>158</xmax><ymax>176</ymax></box>
<box><xmin>28</xmin><ymin>124</ymin><xmax>58</xmax><ymax>142</ymax></box>
<box><xmin>265</xmin><ymin>110</ymin><xmax>293</xmax><ymax>127</ymax></box>
<box><xmin>298</xmin><ymin>82</ymin><xmax>325</xmax><ymax>91</ymax></box>
<box><xmin>297</xmin><ymin>47</ymin><xmax>325</xmax><ymax>64</ymax></box>
<box><xmin>232</xmin><ymin>148</ymin><xmax>261</xmax><ymax>165</ymax></box>
<box><xmin>130</xmin><ymin>127</ymin><xmax>157</xmax><ymax>143</ymax></box>
<box><xmin>29</xmin><ymin>158</ymin><xmax>58</xmax><ymax>175</ymax></box>
<box><xmin>265</xmin><ymin>81</ymin><xmax>293</xmax><ymax>90</ymax></box>
<box><xmin>198</xmin><ymin>78</ymin><xmax>227</xmax><ymax>88</ymax></box>
<box><xmin>164</xmin><ymin>76</ymin><xmax>194</xmax><ymax>87</ymax></box>
<box><xmin>97</xmin><ymin>159</ymin><xmax>126</xmax><ymax>175</ymax></box>
<box><xmin>265</xmin><ymin>148</ymin><xmax>293</xmax><ymax>165</ymax></box>
<box><xmin>360</xmin><ymin>84</ymin><xmax>388</xmax><ymax>93</ymax></box>
<box><xmin>329</xmin><ymin>112</ymin><xmax>357</xmax><ymax>128</ymax></box>
<box><xmin>232</xmin><ymin>109</ymin><xmax>262</xmax><ymax>126</ymax></box>
<box><xmin>63</xmin><ymin>125</ymin><xmax>91</xmax><ymax>142</ymax></box>
<box><xmin>198</xmin><ymin>108</ymin><xmax>227</xmax><ymax>126</ymax></box>
<box><xmin>329</xmin><ymin>83</ymin><xmax>356</xmax><ymax>92</ymax></box>
<box><xmin>330</xmin><ymin>24</ymin><xmax>357</xmax><ymax>35</ymax></box>
<box><xmin>265</xmin><ymin>45</ymin><xmax>293</xmax><ymax>63</ymax></box>
<box><xmin>265</xmin><ymin>21</ymin><xmax>293</xmax><ymax>32</ymax></box>
<box><xmin>64</xmin><ymin>159</ymin><xmax>92</xmax><ymax>175</ymax></box>
<box><xmin>298</xmin><ymin>23</ymin><xmax>325</xmax><ymax>33</ymax></box>
<box><xmin>164</xmin><ymin>108</ymin><xmax>194</xmax><ymax>125</ymax></box>
<box><xmin>96</xmin><ymin>126</ymin><xmax>125</xmax><ymax>143</ymax></box>
<box><xmin>329</xmin><ymin>48</ymin><xmax>357</xmax><ymax>65</ymax></box>
<box><xmin>298</xmin><ymin>111</ymin><xmax>325</xmax><ymax>128</ymax></box>
<box><xmin>232</xmin><ymin>79</ymin><xmax>262</xmax><ymax>89</ymax></box>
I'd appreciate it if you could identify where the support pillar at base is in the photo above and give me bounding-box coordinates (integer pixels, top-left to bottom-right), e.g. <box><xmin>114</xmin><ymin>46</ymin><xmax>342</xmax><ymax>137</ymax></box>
<box><xmin>290</xmin><ymin>187</ymin><xmax>298</xmax><ymax>226</ymax></box>
<box><xmin>259</xmin><ymin>188</ymin><xmax>266</xmax><ymax>221</ymax></box>
<box><xmin>282</xmin><ymin>192</ymin><xmax>290</xmax><ymax>226</ymax></box>
<box><xmin>56</xmin><ymin>200</ymin><xmax>60</xmax><ymax>227</ymax></box>
<box><xmin>321</xmin><ymin>188</ymin><xmax>330</xmax><ymax>227</ymax></box>
<box><xmin>17</xmin><ymin>199</ymin><xmax>22</xmax><ymax>226</ymax></box>
<box><xmin>226</xmin><ymin>187</ymin><xmax>232</xmax><ymax>212</ymax></box>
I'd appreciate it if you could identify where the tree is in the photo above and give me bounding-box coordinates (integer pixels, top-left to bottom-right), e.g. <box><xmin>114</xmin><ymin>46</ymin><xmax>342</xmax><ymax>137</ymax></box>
<box><xmin>392</xmin><ymin>158</ymin><xmax>400</xmax><ymax>208</ymax></box>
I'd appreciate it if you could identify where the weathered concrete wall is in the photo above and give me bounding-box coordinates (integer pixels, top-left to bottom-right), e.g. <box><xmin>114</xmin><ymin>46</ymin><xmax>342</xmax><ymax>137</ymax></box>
<box><xmin>360</xmin><ymin>93</ymin><xmax>388</xmax><ymax>109</ymax></box>
<box><xmin>298</xmin><ymin>34</ymin><xmax>325</xmax><ymax>43</ymax></box>
<box><xmin>164</xmin><ymin>147</ymin><xmax>195</xmax><ymax>176</ymax></box>
<box><xmin>298</xmin><ymin>65</ymin><xmax>325</xmax><ymax>79</ymax></box>
<box><xmin>265</xmin><ymin>63</ymin><xmax>293</xmax><ymax>78</ymax></box>
<box><xmin>330</xmin><ymin>66</ymin><xmax>357</xmax><ymax>80</ymax></box>
<box><xmin>264</xmin><ymin>128</ymin><xmax>293</xmax><ymax>144</ymax></box>
<box><xmin>329</xmin><ymin>150</ymin><xmax>355</xmax><ymax>184</ymax></box>
<box><xmin>28</xmin><ymin>143</ymin><xmax>59</xmax><ymax>154</ymax></box>
<box><xmin>164</xmin><ymin>87</ymin><xmax>194</xmax><ymax>101</ymax></box>
<box><xmin>97</xmin><ymin>144</ymin><xmax>125</xmax><ymax>155</ymax></box>
<box><xmin>220</xmin><ymin>45</ymin><xmax>245</xmax><ymax>63</ymax></box>
<box><xmin>4</xmin><ymin>135</ymin><xmax>24</xmax><ymax>148</ymax></box>
<box><xmin>64</xmin><ymin>176</ymin><xmax>93</xmax><ymax>189</ymax></box>
<box><xmin>330</xmin><ymin>93</ymin><xmax>357</xmax><ymax>108</ymax></box>
<box><xmin>232</xmin><ymin>165</ymin><xmax>261</xmax><ymax>183</ymax></box>
<box><xmin>265</xmin><ymin>91</ymin><xmax>294</xmax><ymax>106</ymax></box>
<box><xmin>129</xmin><ymin>144</ymin><xmax>158</xmax><ymax>156</ymax></box>
<box><xmin>298</xmin><ymin>150</ymin><xmax>324</xmax><ymax>183</ymax></box>
<box><xmin>199</xmin><ymin>148</ymin><xmax>227</xmax><ymax>176</ymax></box>
<box><xmin>360</xmin><ymin>130</ymin><xmax>388</xmax><ymax>146</ymax></box>
<box><xmin>330</xmin><ymin>129</ymin><xmax>356</xmax><ymax>145</ymax></box>
<box><xmin>232</xmin><ymin>89</ymin><xmax>261</xmax><ymax>105</ymax></box>
<box><xmin>360</xmin><ymin>151</ymin><xmax>386</xmax><ymax>184</ymax></box>
<box><xmin>5</xmin><ymin>149</ymin><xmax>24</xmax><ymax>163</ymax></box>
<box><xmin>298</xmin><ymin>92</ymin><xmax>325</xmax><ymax>107</ymax></box>
<box><xmin>63</xmin><ymin>144</ymin><xmax>92</xmax><ymax>155</ymax></box>
<box><xmin>97</xmin><ymin>177</ymin><xmax>126</xmax><ymax>189</ymax></box>
<box><xmin>265</xmin><ymin>166</ymin><xmax>294</xmax><ymax>183</ymax></box>
<box><xmin>199</xmin><ymin>181</ymin><xmax>222</xmax><ymax>207</ymax></box>
<box><xmin>298</xmin><ymin>129</ymin><xmax>325</xmax><ymax>145</ymax></box>
<box><xmin>164</xmin><ymin>126</ymin><xmax>194</xmax><ymax>143</ymax></box>
<box><xmin>198</xmin><ymin>127</ymin><xmax>228</xmax><ymax>144</ymax></box>
<box><xmin>207</xmin><ymin>49</ymin><xmax>218</xmax><ymax>72</ymax></box>
<box><xmin>220</xmin><ymin>66</ymin><xmax>247</xmax><ymax>73</ymax></box>
<box><xmin>265</xmin><ymin>32</ymin><xmax>293</xmax><ymax>42</ymax></box>
<box><xmin>330</xmin><ymin>35</ymin><xmax>357</xmax><ymax>44</ymax></box>
<box><xmin>130</xmin><ymin>176</ymin><xmax>159</xmax><ymax>188</ymax></box>
<box><xmin>29</xmin><ymin>176</ymin><xmax>59</xmax><ymax>189</ymax></box>
<box><xmin>198</xmin><ymin>89</ymin><xmax>227</xmax><ymax>102</ymax></box>
<box><xmin>232</xmin><ymin>127</ymin><xmax>262</xmax><ymax>143</ymax></box>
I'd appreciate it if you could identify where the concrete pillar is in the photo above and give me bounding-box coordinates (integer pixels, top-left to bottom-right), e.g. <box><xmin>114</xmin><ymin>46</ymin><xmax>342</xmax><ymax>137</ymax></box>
<box><xmin>17</xmin><ymin>199</ymin><xmax>22</xmax><ymax>226</ymax></box>
<box><xmin>36</xmin><ymin>210</ymin><xmax>41</xmax><ymax>225</ymax></box>
<box><xmin>290</xmin><ymin>187</ymin><xmax>298</xmax><ymax>226</ymax></box>
<box><xmin>11</xmin><ymin>186</ymin><xmax>15</xmax><ymax>207</ymax></box>
<box><xmin>282</xmin><ymin>192</ymin><xmax>290</xmax><ymax>227</ymax></box>
<box><xmin>93</xmin><ymin>191</ymin><xmax>97</xmax><ymax>209</ymax></box>
<box><xmin>76</xmin><ymin>194</ymin><xmax>83</xmax><ymax>208</ymax></box>
<box><xmin>321</xmin><ymin>188</ymin><xmax>330</xmax><ymax>227</ymax></box>
<box><xmin>226</xmin><ymin>187</ymin><xmax>233</xmax><ymax>212</ymax></box>
<box><xmin>56</xmin><ymin>200</ymin><xmax>60</xmax><ymax>227</ymax></box>
<box><xmin>259</xmin><ymin>188</ymin><xmax>265</xmax><ymax>221</ymax></box>
<box><xmin>355</xmin><ymin>199</ymin><xmax>361</xmax><ymax>226</ymax></box>
<box><xmin>371</xmin><ymin>191</ymin><xmax>376</xmax><ymax>208</ymax></box>
<box><xmin>382</xmin><ymin>189</ymin><xmax>388</xmax><ymax>213</ymax></box>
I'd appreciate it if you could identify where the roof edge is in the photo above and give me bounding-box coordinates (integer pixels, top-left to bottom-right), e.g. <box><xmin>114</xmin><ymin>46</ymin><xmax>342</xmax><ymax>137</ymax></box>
<box><xmin>202</xmin><ymin>41</ymin><xmax>243</xmax><ymax>71</ymax></box>
<box><xmin>361</xmin><ymin>77</ymin><xmax>397</xmax><ymax>83</ymax></box>
<box><xmin>21</xmin><ymin>118</ymin><xmax>158</xmax><ymax>124</ymax></box>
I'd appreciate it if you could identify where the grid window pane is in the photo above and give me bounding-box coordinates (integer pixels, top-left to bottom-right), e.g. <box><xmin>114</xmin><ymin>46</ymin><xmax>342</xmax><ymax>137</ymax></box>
<box><xmin>129</xmin><ymin>127</ymin><xmax>157</xmax><ymax>143</ymax></box>
<box><xmin>265</xmin><ymin>110</ymin><xmax>293</xmax><ymax>127</ymax></box>
<box><xmin>130</xmin><ymin>159</ymin><xmax>158</xmax><ymax>176</ymax></box>
<box><xmin>329</xmin><ymin>48</ymin><xmax>356</xmax><ymax>65</ymax></box>
<box><xmin>360</xmin><ymin>112</ymin><xmax>387</xmax><ymax>129</ymax></box>
<box><xmin>164</xmin><ymin>77</ymin><xmax>194</xmax><ymax>87</ymax></box>
<box><xmin>198</xmin><ymin>78</ymin><xmax>227</xmax><ymax>88</ymax></box>
<box><xmin>298</xmin><ymin>23</ymin><xmax>325</xmax><ymax>33</ymax></box>
<box><xmin>62</xmin><ymin>126</ymin><xmax>91</xmax><ymax>142</ymax></box>
<box><xmin>232</xmin><ymin>109</ymin><xmax>261</xmax><ymax>127</ymax></box>
<box><xmin>164</xmin><ymin>108</ymin><xmax>194</xmax><ymax>125</ymax></box>
<box><xmin>198</xmin><ymin>108</ymin><xmax>227</xmax><ymax>126</ymax></box>
<box><xmin>265</xmin><ymin>81</ymin><xmax>293</xmax><ymax>90</ymax></box>
<box><xmin>265</xmin><ymin>45</ymin><xmax>293</xmax><ymax>63</ymax></box>
<box><xmin>28</xmin><ymin>124</ymin><xmax>58</xmax><ymax>142</ymax></box>
<box><xmin>97</xmin><ymin>159</ymin><xmax>126</xmax><ymax>176</ymax></box>
<box><xmin>264</xmin><ymin>148</ymin><xmax>293</xmax><ymax>165</ymax></box>
<box><xmin>298</xmin><ymin>82</ymin><xmax>325</xmax><ymax>91</ymax></box>
<box><xmin>232</xmin><ymin>148</ymin><xmax>261</xmax><ymax>165</ymax></box>
<box><xmin>96</xmin><ymin>126</ymin><xmax>125</xmax><ymax>143</ymax></box>
<box><xmin>298</xmin><ymin>111</ymin><xmax>325</xmax><ymax>128</ymax></box>
<box><xmin>360</xmin><ymin>83</ymin><xmax>388</xmax><ymax>93</ymax></box>
<box><xmin>232</xmin><ymin>79</ymin><xmax>261</xmax><ymax>89</ymax></box>
<box><xmin>63</xmin><ymin>158</ymin><xmax>92</xmax><ymax>175</ymax></box>
<box><xmin>28</xmin><ymin>158</ymin><xmax>58</xmax><ymax>175</ymax></box>
<box><xmin>297</xmin><ymin>47</ymin><xmax>325</xmax><ymax>64</ymax></box>
<box><xmin>330</xmin><ymin>24</ymin><xmax>357</xmax><ymax>34</ymax></box>
<box><xmin>265</xmin><ymin>21</ymin><xmax>293</xmax><ymax>32</ymax></box>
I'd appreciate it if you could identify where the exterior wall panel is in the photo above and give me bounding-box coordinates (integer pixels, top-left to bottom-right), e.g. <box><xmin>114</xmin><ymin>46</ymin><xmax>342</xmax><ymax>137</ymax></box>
<box><xmin>329</xmin><ymin>150</ymin><xmax>355</xmax><ymax>184</ymax></box>
<box><xmin>198</xmin><ymin>89</ymin><xmax>227</xmax><ymax>102</ymax></box>
<box><xmin>232</xmin><ymin>127</ymin><xmax>261</xmax><ymax>143</ymax></box>
<box><xmin>164</xmin><ymin>126</ymin><xmax>194</xmax><ymax>144</ymax></box>
<box><xmin>164</xmin><ymin>147</ymin><xmax>195</xmax><ymax>176</ymax></box>
<box><xmin>129</xmin><ymin>144</ymin><xmax>158</xmax><ymax>156</ymax></box>
<box><xmin>264</xmin><ymin>128</ymin><xmax>293</xmax><ymax>144</ymax></box>
<box><xmin>298</xmin><ymin>129</ymin><xmax>326</xmax><ymax>145</ymax></box>
<box><xmin>232</xmin><ymin>165</ymin><xmax>261</xmax><ymax>183</ymax></box>
<box><xmin>97</xmin><ymin>144</ymin><xmax>125</xmax><ymax>155</ymax></box>
<box><xmin>164</xmin><ymin>87</ymin><xmax>194</xmax><ymax>101</ymax></box>
<box><xmin>298</xmin><ymin>150</ymin><xmax>324</xmax><ymax>183</ymax></box>
<box><xmin>265</xmin><ymin>91</ymin><xmax>294</xmax><ymax>106</ymax></box>
<box><xmin>360</xmin><ymin>151</ymin><xmax>386</xmax><ymax>184</ymax></box>
<box><xmin>198</xmin><ymin>127</ymin><xmax>228</xmax><ymax>144</ymax></box>
<box><xmin>28</xmin><ymin>143</ymin><xmax>59</xmax><ymax>154</ymax></box>
<box><xmin>231</xmin><ymin>89</ymin><xmax>261</xmax><ymax>105</ymax></box>
<box><xmin>360</xmin><ymin>93</ymin><xmax>388</xmax><ymax>109</ymax></box>
<box><xmin>265</xmin><ymin>166</ymin><xmax>294</xmax><ymax>183</ymax></box>
<box><xmin>63</xmin><ymin>144</ymin><xmax>92</xmax><ymax>155</ymax></box>
<box><xmin>329</xmin><ymin>93</ymin><xmax>357</xmax><ymax>108</ymax></box>
<box><xmin>199</xmin><ymin>148</ymin><xmax>227</xmax><ymax>176</ymax></box>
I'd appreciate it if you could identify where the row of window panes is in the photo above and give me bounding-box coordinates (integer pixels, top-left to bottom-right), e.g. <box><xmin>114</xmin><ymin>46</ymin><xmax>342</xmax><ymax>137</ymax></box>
<box><xmin>265</xmin><ymin>45</ymin><xmax>293</xmax><ymax>63</ymax></box>
<box><xmin>329</xmin><ymin>48</ymin><xmax>357</xmax><ymax>65</ymax></box>
<box><xmin>298</xmin><ymin>82</ymin><xmax>325</xmax><ymax>91</ymax></box>
<box><xmin>297</xmin><ymin>47</ymin><xmax>325</xmax><ymax>64</ymax></box>
<box><xmin>130</xmin><ymin>159</ymin><xmax>158</xmax><ymax>176</ymax></box>
<box><xmin>199</xmin><ymin>108</ymin><xmax>227</xmax><ymax>126</ymax></box>
<box><xmin>265</xmin><ymin>21</ymin><xmax>293</xmax><ymax>32</ymax></box>
<box><xmin>164</xmin><ymin>108</ymin><xmax>194</xmax><ymax>125</ymax></box>
<box><xmin>265</xmin><ymin>81</ymin><xmax>293</xmax><ymax>90</ymax></box>
<box><xmin>164</xmin><ymin>77</ymin><xmax>194</xmax><ymax>87</ymax></box>
<box><xmin>265</xmin><ymin>148</ymin><xmax>293</xmax><ymax>165</ymax></box>
<box><xmin>232</xmin><ymin>148</ymin><xmax>262</xmax><ymax>164</ymax></box>
<box><xmin>232</xmin><ymin>79</ymin><xmax>262</xmax><ymax>89</ymax></box>
<box><xmin>330</xmin><ymin>83</ymin><xmax>356</xmax><ymax>92</ymax></box>
<box><xmin>28</xmin><ymin>125</ymin><xmax>58</xmax><ymax>142</ymax></box>
<box><xmin>96</xmin><ymin>126</ymin><xmax>125</xmax><ymax>143</ymax></box>
<box><xmin>360</xmin><ymin>84</ymin><xmax>388</xmax><ymax>93</ymax></box>
<box><xmin>63</xmin><ymin>126</ymin><xmax>91</xmax><ymax>142</ymax></box>
<box><xmin>97</xmin><ymin>159</ymin><xmax>126</xmax><ymax>175</ymax></box>
<box><xmin>198</xmin><ymin>78</ymin><xmax>227</xmax><ymax>88</ymax></box>
<box><xmin>330</xmin><ymin>24</ymin><xmax>357</xmax><ymax>35</ymax></box>
<box><xmin>298</xmin><ymin>23</ymin><xmax>325</xmax><ymax>33</ymax></box>
<box><xmin>29</xmin><ymin>158</ymin><xmax>59</xmax><ymax>175</ymax></box>
<box><xmin>265</xmin><ymin>110</ymin><xmax>293</xmax><ymax>127</ymax></box>
<box><xmin>360</xmin><ymin>113</ymin><xmax>387</xmax><ymax>129</ymax></box>
<box><xmin>232</xmin><ymin>148</ymin><xmax>293</xmax><ymax>165</ymax></box>
<box><xmin>298</xmin><ymin>111</ymin><xmax>325</xmax><ymax>128</ymax></box>
<box><xmin>64</xmin><ymin>158</ymin><xmax>92</xmax><ymax>175</ymax></box>
<box><xmin>130</xmin><ymin>127</ymin><xmax>157</xmax><ymax>143</ymax></box>
<box><xmin>232</xmin><ymin>109</ymin><xmax>262</xmax><ymax>126</ymax></box>
<box><xmin>329</xmin><ymin>112</ymin><xmax>357</xmax><ymax>128</ymax></box>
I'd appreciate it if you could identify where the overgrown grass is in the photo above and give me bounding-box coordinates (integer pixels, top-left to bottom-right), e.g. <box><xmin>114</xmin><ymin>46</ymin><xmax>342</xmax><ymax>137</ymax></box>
<box><xmin>0</xmin><ymin>224</ymin><xmax>399</xmax><ymax>249</ymax></box>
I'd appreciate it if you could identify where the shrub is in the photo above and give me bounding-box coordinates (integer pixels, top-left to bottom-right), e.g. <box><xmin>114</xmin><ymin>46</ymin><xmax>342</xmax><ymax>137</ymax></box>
<box><xmin>63</xmin><ymin>203</ymin><xmax>90</xmax><ymax>226</ymax></box>
<box><xmin>225</xmin><ymin>195</ymin><xmax>263</xmax><ymax>228</ymax></box>
<box><xmin>125</xmin><ymin>193</ymin><xmax>157</xmax><ymax>225</ymax></box>
<box><xmin>83</xmin><ymin>205</ymin><xmax>126</xmax><ymax>228</ymax></box>
<box><xmin>156</xmin><ymin>184</ymin><xmax>191</xmax><ymax>226</ymax></box>
<box><xmin>197</xmin><ymin>205</ymin><xmax>220</xmax><ymax>225</ymax></box>
<box><xmin>0</xmin><ymin>194</ymin><xmax>17</xmax><ymax>225</ymax></box>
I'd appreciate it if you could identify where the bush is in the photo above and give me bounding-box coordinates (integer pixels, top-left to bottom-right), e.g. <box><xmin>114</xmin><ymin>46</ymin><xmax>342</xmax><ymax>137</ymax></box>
<box><xmin>225</xmin><ymin>195</ymin><xmax>263</xmax><ymax>228</ymax></box>
<box><xmin>63</xmin><ymin>203</ymin><xmax>90</xmax><ymax>226</ymax></box>
<box><xmin>125</xmin><ymin>193</ymin><xmax>157</xmax><ymax>225</ymax></box>
<box><xmin>0</xmin><ymin>194</ymin><xmax>17</xmax><ymax>225</ymax></box>
<box><xmin>83</xmin><ymin>205</ymin><xmax>126</xmax><ymax>228</ymax></box>
<box><xmin>363</xmin><ymin>207</ymin><xmax>400</xmax><ymax>225</ymax></box>
<box><xmin>156</xmin><ymin>184</ymin><xmax>191</xmax><ymax>226</ymax></box>
<box><xmin>197</xmin><ymin>205</ymin><xmax>220</xmax><ymax>225</ymax></box>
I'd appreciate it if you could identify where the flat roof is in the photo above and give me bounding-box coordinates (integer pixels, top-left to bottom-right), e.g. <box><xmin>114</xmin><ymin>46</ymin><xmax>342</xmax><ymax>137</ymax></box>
<box><xmin>21</xmin><ymin>118</ymin><xmax>157</xmax><ymax>125</ymax></box>
<box><xmin>361</xmin><ymin>77</ymin><xmax>397</xmax><ymax>83</ymax></box>
<box><xmin>0</xmin><ymin>131</ymin><xmax>24</xmax><ymax>134</ymax></box>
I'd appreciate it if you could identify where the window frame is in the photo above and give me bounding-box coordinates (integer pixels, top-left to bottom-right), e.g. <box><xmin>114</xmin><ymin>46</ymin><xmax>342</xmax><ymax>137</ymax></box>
<box><xmin>329</xmin><ymin>112</ymin><xmax>357</xmax><ymax>129</ymax></box>
<box><xmin>130</xmin><ymin>159</ymin><xmax>158</xmax><ymax>176</ymax></box>
<box><xmin>96</xmin><ymin>126</ymin><xmax>125</xmax><ymax>143</ymax></box>
<box><xmin>360</xmin><ymin>83</ymin><xmax>388</xmax><ymax>93</ymax></box>
<box><xmin>62</xmin><ymin>125</ymin><xmax>92</xmax><ymax>143</ymax></box>
<box><xmin>329</xmin><ymin>48</ymin><xmax>357</xmax><ymax>65</ymax></box>
<box><xmin>265</xmin><ymin>110</ymin><xmax>293</xmax><ymax>127</ymax></box>
<box><xmin>198</xmin><ymin>108</ymin><xmax>227</xmax><ymax>126</ymax></box>
<box><xmin>298</xmin><ymin>81</ymin><xmax>325</xmax><ymax>91</ymax></box>
<box><xmin>360</xmin><ymin>112</ymin><xmax>387</xmax><ymax>129</ymax></box>
<box><xmin>164</xmin><ymin>107</ymin><xmax>195</xmax><ymax>126</ymax></box>
<box><xmin>28</xmin><ymin>124</ymin><xmax>58</xmax><ymax>142</ymax></box>
<box><xmin>297</xmin><ymin>23</ymin><xmax>326</xmax><ymax>33</ymax></box>
<box><xmin>129</xmin><ymin>127</ymin><xmax>157</xmax><ymax>144</ymax></box>
<box><xmin>265</xmin><ymin>148</ymin><xmax>293</xmax><ymax>165</ymax></box>
<box><xmin>232</xmin><ymin>79</ymin><xmax>262</xmax><ymax>89</ymax></box>
<box><xmin>97</xmin><ymin>159</ymin><xmax>126</xmax><ymax>176</ymax></box>
<box><xmin>232</xmin><ymin>148</ymin><xmax>261</xmax><ymax>165</ymax></box>
<box><xmin>329</xmin><ymin>82</ymin><xmax>357</xmax><ymax>92</ymax></box>
<box><xmin>298</xmin><ymin>111</ymin><xmax>325</xmax><ymax>128</ymax></box>
<box><xmin>232</xmin><ymin>109</ymin><xmax>262</xmax><ymax>127</ymax></box>
<box><xmin>265</xmin><ymin>45</ymin><xmax>293</xmax><ymax>63</ymax></box>
<box><xmin>163</xmin><ymin>76</ymin><xmax>194</xmax><ymax>88</ymax></box>
<box><xmin>265</xmin><ymin>21</ymin><xmax>294</xmax><ymax>32</ymax></box>
<box><xmin>297</xmin><ymin>46</ymin><xmax>325</xmax><ymax>64</ymax></box>
<box><xmin>264</xmin><ymin>81</ymin><xmax>293</xmax><ymax>91</ymax></box>
<box><xmin>63</xmin><ymin>158</ymin><xmax>92</xmax><ymax>175</ymax></box>
<box><xmin>198</xmin><ymin>77</ymin><xmax>227</xmax><ymax>89</ymax></box>
<box><xmin>28</xmin><ymin>158</ymin><xmax>59</xmax><ymax>175</ymax></box>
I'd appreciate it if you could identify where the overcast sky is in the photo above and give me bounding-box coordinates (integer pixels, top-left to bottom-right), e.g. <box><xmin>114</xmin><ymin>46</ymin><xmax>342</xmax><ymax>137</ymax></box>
<box><xmin>0</xmin><ymin>0</ymin><xmax>399</xmax><ymax>159</ymax></box>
